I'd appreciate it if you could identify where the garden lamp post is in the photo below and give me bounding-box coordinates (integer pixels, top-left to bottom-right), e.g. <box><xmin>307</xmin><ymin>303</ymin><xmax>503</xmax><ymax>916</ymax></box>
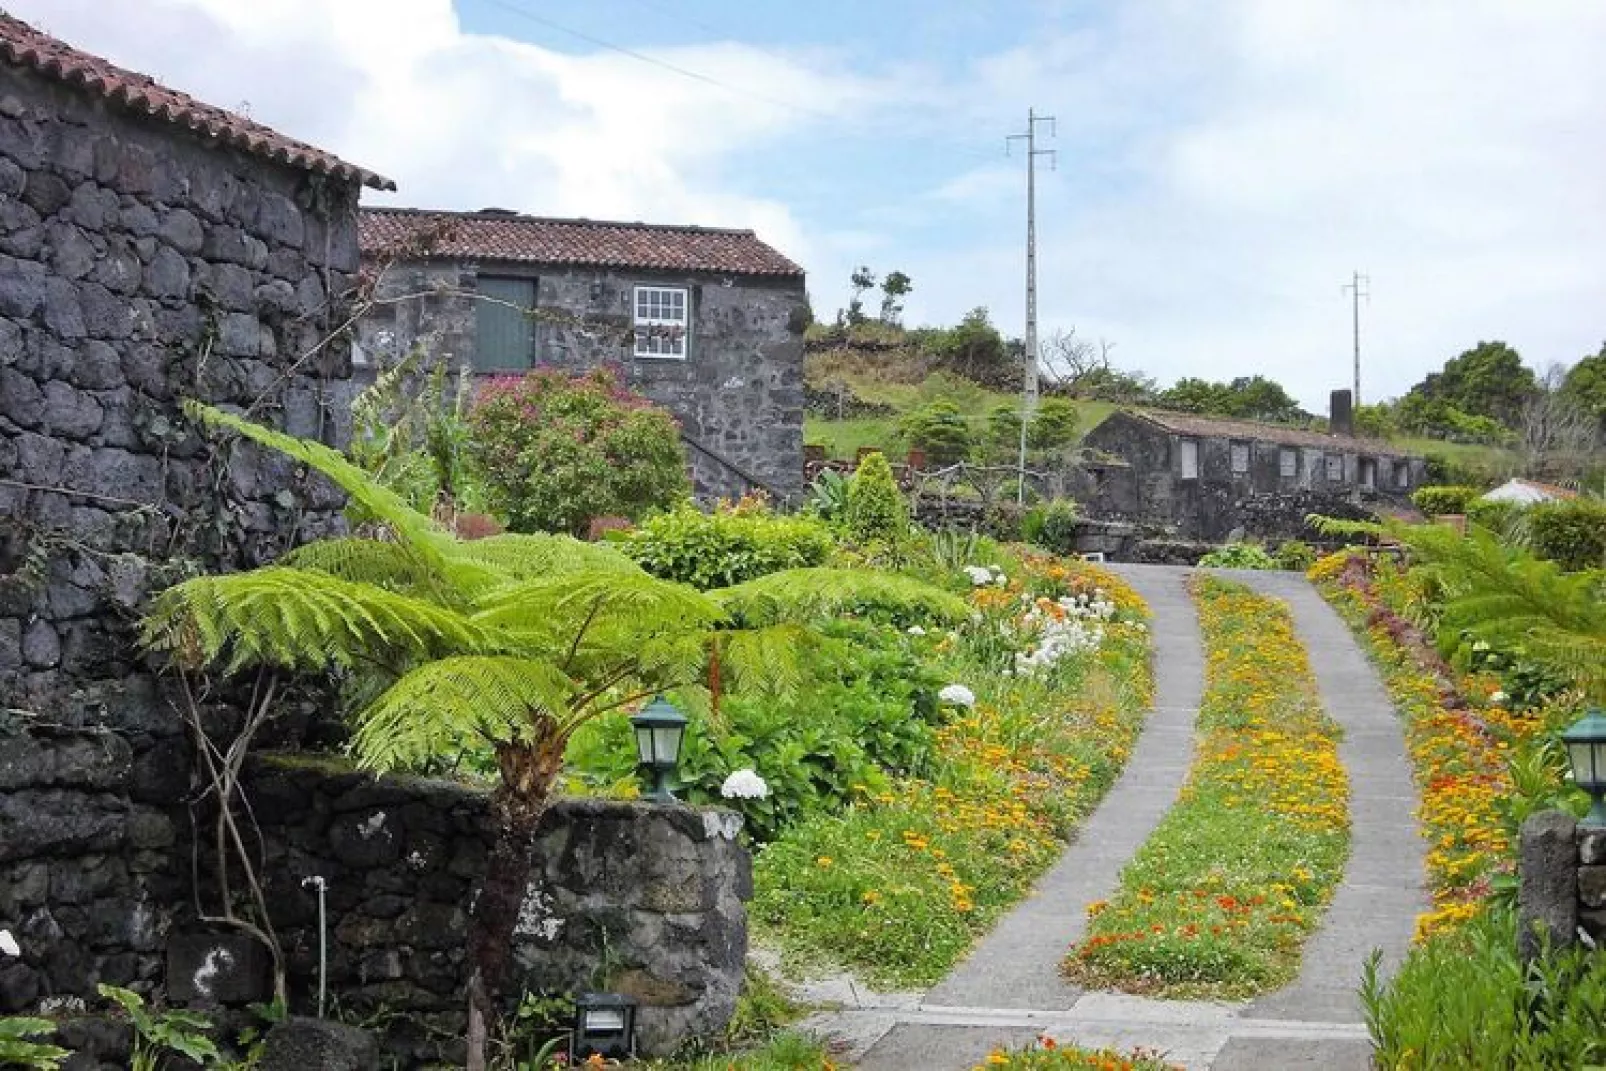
<box><xmin>1561</xmin><ymin>708</ymin><xmax>1606</xmax><ymax>829</ymax></box>
<box><xmin>570</xmin><ymin>992</ymin><xmax>637</xmax><ymax>1060</ymax></box>
<box><xmin>631</xmin><ymin>695</ymin><xmax>687</xmax><ymax>803</ymax></box>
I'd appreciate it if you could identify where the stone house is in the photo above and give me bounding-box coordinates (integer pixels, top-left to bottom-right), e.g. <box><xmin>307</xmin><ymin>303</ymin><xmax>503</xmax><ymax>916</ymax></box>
<box><xmin>1080</xmin><ymin>394</ymin><xmax>1427</xmax><ymax>542</ymax></box>
<box><xmin>355</xmin><ymin>207</ymin><xmax>809</xmax><ymax>503</ymax></box>
<box><xmin>0</xmin><ymin>9</ymin><xmax>386</xmax><ymax>1016</ymax></box>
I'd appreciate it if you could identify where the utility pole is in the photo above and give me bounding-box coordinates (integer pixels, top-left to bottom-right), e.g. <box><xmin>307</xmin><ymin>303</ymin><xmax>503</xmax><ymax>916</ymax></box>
<box><xmin>1342</xmin><ymin>270</ymin><xmax>1369</xmax><ymax>407</ymax></box>
<box><xmin>1007</xmin><ymin>107</ymin><xmax>1056</xmax><ymax>503</ymax></box>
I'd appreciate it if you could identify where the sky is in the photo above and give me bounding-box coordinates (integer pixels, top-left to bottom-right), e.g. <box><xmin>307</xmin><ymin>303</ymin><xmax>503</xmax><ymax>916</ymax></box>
<box><xmin>11</xmin><ymin>0</ymin><xmax>1605</xmax><ymax>411</ymax></box>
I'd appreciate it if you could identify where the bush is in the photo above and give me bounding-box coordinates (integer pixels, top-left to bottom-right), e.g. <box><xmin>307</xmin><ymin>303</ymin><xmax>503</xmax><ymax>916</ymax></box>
<box><xmin>466</xmin><ymin>367</ymin><xmax>687</xmax><ymax>535</ymax></box>
<box><xmin>1028</xmin><ymin>398</ymin><xmax>1080</xmax><ymax>451</ymax></box>
<box><xmin>1527</xmin><ymin>499</ymin><xmax>1606</xmax><ymax>571</ymax></box>
<box><xmin>1273</xmin><ymin>540</ymin><xmax>1318</xmax><ymax>571</ymax></box>
<box><xmin>1465</xmin><ymin>497</ymin><xmax>1525</xmax><ymax>536</ymax></box>
<box><xmin>898</xmin><ymin>401</ymin><xmax>972</xmax><ymax>466</ymax></box>
<box><xmin>1411</xmin><ymin>485</ymin><xmax>1480</xmax><ymax>515</ymax></box>
<box><xmin>1197</xmin><ymin>543</ymin><xmax>1278</xmax><ymax>569</ymax></box>
<box><xmin>1023</xmin><ymin>501</ymin><xmax>1080</xmax><ymax>555</ymax></box>
<box><xmin>844</xmin><ymin>452</ymin><xmax>908</xmax><ymax>544</ymax></box>
<box><xmin>619</xmin><ymin>500</ymin><xmax>834</xmax><ymax>589</ymax></box>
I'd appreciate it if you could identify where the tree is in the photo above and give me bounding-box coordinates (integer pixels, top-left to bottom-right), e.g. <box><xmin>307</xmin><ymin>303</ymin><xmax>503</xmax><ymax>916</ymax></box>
<box><xmin>146</xmin><ymin>405</ymin><xmax>963</xmax><ymax>1070</ymax></box>
<box><xmin>1519</xmin><ymin>363</ymin><xmax>1601</xmax><ymax>474</ymax></box>
<box><xmin>1406</xmin><ymin>341</ymin><xmax>1539</xmax><ymax>429</ymax></box>
<box><xmin>844</xmin><ymin>265</ymin><xmax>877</xmax><ymax>326</ymax></box>
<box><xmin>1040</xmin><ymin>328</ymin><xmax>1117</xmax><ymax>396</ymax></box>
<box><xmin>844</xmin><ymin>451</ymin><xmax>908</xmax><ymax>543</ymax></box>
<box><xmin>465</xmin><ymin>367</ymin><xmax>687</xmax><ymax>536</ymax></box>
<box><xmin>878</xmin><ymin>270</ymin><xmax>912</xmax><ymax>325</ymax></box>
<box><xmin>1560</xmin><ymin>343</ymin><xmax>1606</xmax><ymax>435</ymax></box>
<box><xmin>1028</xmin><ymin>397</ymin><xmax>1080</xmax><ymax>451</ymax></box>
<box><xmin>897</xmin><ymin>400</ymin><xmax>972</xmax><ymax>466</ymax></box>
<box><xmin>929</xmin><ymin>308</ymin><xmax>1011</xmax><ymax>386</ymax></box>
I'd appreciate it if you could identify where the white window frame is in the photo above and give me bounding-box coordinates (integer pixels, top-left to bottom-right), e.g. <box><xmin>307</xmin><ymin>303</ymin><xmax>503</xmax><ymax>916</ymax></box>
<box><xmin>633</xmin><ymin>286</ymin><xmax>689</xmax><ymax>359</ymax></box>
<box><xmin>1393</xmin><ymin>459</ymin><xmax>1411</xmax><ymax>489</ymax></box>
<box><xmin>1179</xmin><ymin>438</ymin><xmax>1199</xmax><ymax>480</ymax></box>
<box><xmin>1230</xmin><ymin>441</ymin><xmax>1250</xmax><ymax>475</ymax></box>
<box><xmin>1326</xmin><ymin>453</ymin><xmax>1344</xmax><ymax>482</ymax></box>
<box><xmin>1359</xmin><ymin>457</ymin><xmax>1377</xmax><ymax>489</ymax></box>
<box><xmin>1279</xmin><ymin>447</ymin><xmax>1298</xmax><ymax>478</ymax></box>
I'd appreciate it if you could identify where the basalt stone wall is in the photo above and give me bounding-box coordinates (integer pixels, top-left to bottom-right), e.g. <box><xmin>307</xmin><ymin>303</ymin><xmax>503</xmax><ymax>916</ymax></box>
<box><xmin>0</xmin><ymin>57</ymin><xmax>360</xmax><ymax>1015</ymax></box>
<box><xmin>355</xmin><ymin>260</ymin><xmax>808</xmax><ymax>504</ymax></box>
<box><xmin>1517</xmin><ymin>810</ymin><xmax>1606</xmax><ymax>962</ymax></box>
<box><xmin>210</xmin><ymin>760</ymin><xmax>751</xmax><ymax>1064</ymax></box>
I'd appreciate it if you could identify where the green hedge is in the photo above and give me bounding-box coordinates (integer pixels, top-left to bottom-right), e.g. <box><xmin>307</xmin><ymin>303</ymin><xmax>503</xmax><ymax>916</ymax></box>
<box><xmin>1411</xmin><ymin>485</ymin><xmax>1481</xmax><ymax>516</ymax></box>
<box><xmin>1527</xmin><ymin>500</ymin><xmax>1606</xmax><ymax>572</ymax></box>
<box><xmin>619</xmin><ymin>502</ymin><xmax>834</xmax><ymax>589</ymax></box>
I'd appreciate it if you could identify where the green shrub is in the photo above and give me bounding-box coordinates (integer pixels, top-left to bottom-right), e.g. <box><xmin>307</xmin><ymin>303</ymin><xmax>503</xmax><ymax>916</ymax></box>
<box><xmin>1023</xmin><ymin>501</ymin><xmax>1080</xmax><ymax>555</ymax></box>
<box><xmin>1273</xmin><ymin>540</ymin><xmax>1318</xmax><ymax>571</ymax></box>
<box><xmin>1527</xmin><ymin>499</ymin><xmax>1606</xmax><ymax>571</ymax></box>
<box><xmin>1198</xmin><ymin>543</ymin><xmax>1278</xmax><ymax>569</ymax></box>
<box><xmin>1362</xmin><ymin>910</ymin><xmax>1606</xmax><ymax>1070</ymax></box>
<box><xmin>806</xmin><ymin>469</ymin><xmax>849</xmax><ymax>521</ymax></box>
<box><xmin>0</xmin><ymin>1018</ymin><xmax>68</xmax><ymax>1070</ymax></box>
<box><xmin>619</xmin><ymin>501</ymin><xmax>834</xmax><ymax>589</ymax></box>
<box><xmin>1411</xmin><ymin>485</ymin><xmax>1481</xmax><ymax>515</ymax></box>
<box><xmin>1028</xmin><ymin>398</ymin><xmax>1080</xmax><ymax>450</ymax></box>
<box><xmin>898</xmin><ymin>401</ymin><xmax>972</xmax><ymax>466</ymax></box>
<box><xmin>845</xmin><ymin>452</ymin><xmax>908</xmax><ymax>544</ymax></box>
<box><xmin>1464</xmin><ymin>497</ymin><xmax>1525</xmax><ymax>536</ymax></box>
<box><xmin>466</xmin><ymin>367</ymin><xmax>687</xmax><ymax>535</ymax></box>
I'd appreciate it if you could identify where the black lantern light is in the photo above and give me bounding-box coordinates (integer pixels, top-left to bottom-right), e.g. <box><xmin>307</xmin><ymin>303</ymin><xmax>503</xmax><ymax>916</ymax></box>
<box><xmin>631</xmin><ymin>695</ymin><xmax>687</xmax><ymax>803</ymax></box>
<box><xmin>1562</xmin><ymin>707</ymin><xmax>1606</xmax><ymax>829</ymax></box>
<box><xmin>570</xmin><ymin>992</ymin><xmax>637</xmax><ymax>1060</ymax></box>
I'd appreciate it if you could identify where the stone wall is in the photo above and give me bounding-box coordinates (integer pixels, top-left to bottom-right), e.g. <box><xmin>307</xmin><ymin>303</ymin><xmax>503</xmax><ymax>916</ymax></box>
<box><xmin>1517</xmin><ymin>810</ymin><xmax>1606</xmax><ymax>961</ymax></box>
<box><xmin>0</xmin><ymin>56</ymin><xmax>361</xmax><ymax>1013</ymax></box>
<box><xmin>193</xmin><ymin>760</ymin><xmax>750</xmax><ymax>1063</ymax></box>
<box><xmin>355</xmin><ymin>260</ymin><xmax>808</xmax><ymax>504</ymax></box>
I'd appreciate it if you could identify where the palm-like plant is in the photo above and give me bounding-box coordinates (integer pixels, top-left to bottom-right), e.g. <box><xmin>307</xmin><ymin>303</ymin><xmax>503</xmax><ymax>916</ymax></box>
<box><xmin>145</xmin><ymin>404</ymin><xmax>966</xmax><ymax>1069</ymax></box>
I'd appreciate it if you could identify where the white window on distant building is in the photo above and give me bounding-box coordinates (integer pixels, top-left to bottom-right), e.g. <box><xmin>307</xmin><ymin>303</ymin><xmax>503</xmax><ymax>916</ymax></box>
<box><xmin>1279</xmin><ymin>447</ymin><xmax>1298</xmax><ymax>478</ymax></box>
<box><xmin>1179</xmin><ymin>438</ymin><xmax>1199</xmax><ymax>479</ymax></box>
<box><xmin>1230</xmin><ymin>441</ymin><xmax>1250</xmax><ymax>475</ymax></box>
<box><xmin>633</xmin><ymin>286</ymin><xmax>689</xmax><ymax>359</ymax></box>
<box><xmin>1359</xmin><ymin>457</ymin><xmax>1377</xmax><ymax>489</ymax></box>
<box><xmin>1393</xmin><ymin>459</ymin><xmax>1411</xmax><ymax>489</ymax></box>
<box><xmin>1326</xmin><ymin>453</ymin><xmax>1345</xmax><ymax>482</ymax></box>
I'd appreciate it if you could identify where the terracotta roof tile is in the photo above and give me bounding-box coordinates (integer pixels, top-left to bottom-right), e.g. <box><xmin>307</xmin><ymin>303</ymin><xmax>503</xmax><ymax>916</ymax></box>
<box><xmin>359</xmin><ymin>207</ymin><xmax>804</xmax><ymax>278</ymax></box>
<box><xmin>1130</xmin><ymin>409</ymin><xmax>1416</xmax><ymax>457</ymax></box>
<box><xmin>0</xmin><ymin>13</ymin><xmax>394</xmax><ymax>190</ymax></box>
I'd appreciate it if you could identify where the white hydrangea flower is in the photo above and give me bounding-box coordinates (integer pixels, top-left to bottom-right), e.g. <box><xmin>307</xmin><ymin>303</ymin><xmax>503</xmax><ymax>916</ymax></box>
<box><xmin>939</xmin><ymin>684</ymin><xmax>977</xmax><ymax>707</ymax></box>
<box><xmin>720</xmin><ymin>768</ymin><xmax>769</xmax><ymax>800</ymax></box>
<box><xmin>1490</xmin><ymin>690</ymin><xmax>1509</xmax><ymax>705</ymax></box>
<box><xmin>963</xmin><ymin>565</ymin><xmax>993</xmax><ymax>586</ymax></box>
<box><xmin>906</xmin><ymin>625</ymin><xmax>927</xmax><ymax>636</ymax></box>
<box><xmin>0</xmin><ymin>929</ymin><xmax>19</xmax><ymax>957</ymax></box>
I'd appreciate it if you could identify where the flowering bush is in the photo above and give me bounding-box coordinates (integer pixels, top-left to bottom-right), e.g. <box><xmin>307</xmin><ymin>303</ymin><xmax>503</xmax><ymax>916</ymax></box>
<box><xmin>975</xmin><ymin>1038</ymin><xmax>1182</xmax><ymax>1070</ymax></box>
<box><xmin>466</xmin><ymin>366</ymin><xmax>687</xmax><ymax>534</ymax></box>
<box><xmin>939</xmin><ymin>684</ymin><xmax>978</xmax><ymax>707</ymax></box>
<box><xmin>1065</xmin><ymin>577</ymin><xmax>1348</xmax><ymax>997</ymax></box>
<box><xmin>721</xmin><ymin>769</ymin><xmax>770</xmax><ymax>800</ymax></box>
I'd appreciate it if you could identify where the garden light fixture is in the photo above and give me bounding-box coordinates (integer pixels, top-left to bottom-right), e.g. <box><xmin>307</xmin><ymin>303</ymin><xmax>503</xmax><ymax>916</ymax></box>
<box><xmin>631</xmin><ymin>695</ymin><xmax>687</xmax><ymax>803</ymax></box>
<box><xmin>1561</xmin><ymin>708</ymin><xmax>1606</xmax><ymax>829</ymax></box>
<box><xmin>570</xmin><ymin>992</ymin><xmax>637</xmax><ymax>1060</ymax></box>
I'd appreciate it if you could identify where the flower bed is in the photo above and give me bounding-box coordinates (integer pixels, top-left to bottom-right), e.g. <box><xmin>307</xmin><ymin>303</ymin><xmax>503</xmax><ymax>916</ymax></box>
<box><xmin>749</xmin><ymin>556</ymin><xmax>1153</xmax><ymax>988</ymax></box>
<box><xmin>1063</xmin><ymin>577</ymin><xmax>1348</xmax><ymax>998</ymax></box>
<box><xmin>976</xmin><ymin>1037</ymin><xmax>1182</xmax><ymax>1070</ymax></box>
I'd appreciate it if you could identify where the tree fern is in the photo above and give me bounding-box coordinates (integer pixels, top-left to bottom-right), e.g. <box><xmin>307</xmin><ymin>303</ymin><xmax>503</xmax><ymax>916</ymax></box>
<box><xmin>713</xmin><ymin>567</ymin><xmax>969</xmax><ymax>627</ymax></box>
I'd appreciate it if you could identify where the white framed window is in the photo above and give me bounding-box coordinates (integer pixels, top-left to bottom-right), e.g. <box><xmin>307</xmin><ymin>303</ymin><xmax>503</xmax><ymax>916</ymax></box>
<box><xmin>1279</xmin><ymin>447</ymin><xmax>1298</xmax><ymax>478</ymax></box>
<box><xmin>1179</xmin><ymin>438</ymin><xmax>1199</xmax><ymax>480</ymax></box>
<box><xmin>1325</xmin><ymin>453</ymin><xmax>1344</xmax><ymax>482</ymax></box>
<box><xmin>633</xmin><ymin>286</ymin><xmax>689</xmax><ymax>359</ymax></box>
<box><xmin>1393</xmin><ymin>459</ymin><xmax>1411</xmax><ymax>489</ymax></box>
<box><xmin>1359</xmin><ymin>457</ymin><xmax>1377</xmax><ymax>489</ymax></box>
<box><xmin>1230</xmin><ymin>441</ymin><xmax>1250</xmax><ymax>475</ymax></box>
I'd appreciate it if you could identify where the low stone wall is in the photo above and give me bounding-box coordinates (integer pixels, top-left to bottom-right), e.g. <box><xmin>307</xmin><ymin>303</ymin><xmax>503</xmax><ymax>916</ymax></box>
<box><xmin>1516</xmin><ymin>810</ymin><xmax>1605</xmax><ymax>960</ymax></box>
<box><xmin>218</xmin><ymin>759</ymin><xmax>750</xmax><ymax>1063</ymax></box>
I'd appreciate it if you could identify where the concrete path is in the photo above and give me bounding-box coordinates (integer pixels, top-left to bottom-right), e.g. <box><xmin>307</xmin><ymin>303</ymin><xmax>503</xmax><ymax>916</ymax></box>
<box><xmin>799</xmin><ymin>565</ymin><xmax>1428</xmax><ymax>1070</ymax></box>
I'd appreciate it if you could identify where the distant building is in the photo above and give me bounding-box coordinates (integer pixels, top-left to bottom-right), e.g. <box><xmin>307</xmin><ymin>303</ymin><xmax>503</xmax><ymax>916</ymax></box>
<box><xmin>1079</xmin><ymin>393</ymin><xmax>1426</xmax><ymax>542</ymax></box>
<box><xmin>355</xmin><ymin>207</ymin><xmax>809</xmax><ymax>503</ymax></box>
<box><xmin>1479</xmin><ymin>478</ymin><xmax>1579</xmax><ymax>505</ymax></box>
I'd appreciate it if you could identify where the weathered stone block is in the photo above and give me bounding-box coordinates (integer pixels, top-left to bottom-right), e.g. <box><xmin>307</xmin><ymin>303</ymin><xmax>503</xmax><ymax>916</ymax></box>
<box><xmin>1518</xmin><ymin>809</ymin><xmax>1579</xmax><ymax>960</ymax></box>
<box><xmin>1578</xmin><ymin>865</ymin><xmax>1606</xmax><ymax>909</ymax></box>
<box><xmin>257</xmin><ymin>1016</ymin><xmax>380</xmax><ymax>1071</ymax></box>
<box><xmin>1580</xmin><ymin>826</ymin><xmax>1606</xmax><ymax>866</ymax></box>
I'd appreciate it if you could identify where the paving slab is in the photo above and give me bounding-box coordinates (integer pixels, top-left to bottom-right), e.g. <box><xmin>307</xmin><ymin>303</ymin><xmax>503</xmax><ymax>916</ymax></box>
<box><xmin>1209</xmin><ymin>1036</ymin><xmax>1373</xmax><ymax>1071</ymax></box>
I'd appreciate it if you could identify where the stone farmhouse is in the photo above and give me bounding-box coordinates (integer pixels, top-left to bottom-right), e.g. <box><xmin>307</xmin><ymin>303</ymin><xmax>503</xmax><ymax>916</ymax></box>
<box><xmin>355</xmin><ymin>207</ymin><xmax>810</xmax><ymax>504</ymax></box>
<box><xmin>1080</xmin><ymin>392</ymin><xmax>1427</xmax><ymax>542</ymax></box>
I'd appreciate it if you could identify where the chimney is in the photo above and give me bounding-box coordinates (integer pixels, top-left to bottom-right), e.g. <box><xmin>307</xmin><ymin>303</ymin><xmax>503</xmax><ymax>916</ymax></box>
<box><xmin>1330</xmin><ymin>389</ymin><xmax>1354</xmax><ymax>437</ymax></box>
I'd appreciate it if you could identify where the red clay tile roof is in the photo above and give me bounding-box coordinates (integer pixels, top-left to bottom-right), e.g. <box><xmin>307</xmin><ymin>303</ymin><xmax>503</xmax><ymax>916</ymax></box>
<box><xmin>359</xmin><ymin>207</ymin><xmax>805</xmax><ymax>278</ymax></box>
<box><xmin>0</xmin><ymin>12</ymin><xmax>394</xmax><ymax>190</ymax></box>
<box><xmin>1130</xmin><ymin>409</ymin><xmax>1417</xmax><ymax>457</ymax></box>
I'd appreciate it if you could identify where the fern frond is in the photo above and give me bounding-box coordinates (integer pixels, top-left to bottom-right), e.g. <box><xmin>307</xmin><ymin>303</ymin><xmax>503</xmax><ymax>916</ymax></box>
<box><xmin>717</xmin><ymin>623</ymin><xmax>812</xmax><ymax>698</ymax></box>
<box><xmin>472</xmin><ymin>570</ymin><xmax>725</xmax><ymax>641</ymax></box>
<box><xmin>452</xmin><ymin>533</ymin><xmax>644</xmax><ymax>581</ymax></box>
<box><xmin>352</xmin><ymin>656</ymin><xmax>574</xmax><ymax>771</ymax></box>
<box><xmin>1306</xmin><ymin>513</ymin><xmax>1386</xmax><ymax>539</ymax></box>
<box><xmin>143</xmin><ymin>567</ymin><xmax>497</xmax><ymax>674</ymax></box>
<box><xmin>712</xmin><ymin>568</ymin><xmax>969</xmax><ymax>627</ymax></box>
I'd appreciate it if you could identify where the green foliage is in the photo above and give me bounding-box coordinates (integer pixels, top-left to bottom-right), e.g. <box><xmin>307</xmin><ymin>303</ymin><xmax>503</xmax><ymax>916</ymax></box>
<box><xmin>619</xmin><ymin>501</ymin><xmax>834</xmax><ymax>590</ymax></box>
<box><xmin>1361</xmin><ymin>910</ymin><xmax>1606</xmax><ymax>1070</ymax></box>
<box><xmin>465</xmin><ymin>367</ymin><xmax>688</xmax><ymax>535</ymax></box>
<box><xmin>1158</xmin><ymin>375</ymin><xmax>1305</xmax><ymax>423</ymax></box>
<box><xmin>569</xmin><ymin>621</ymin><xmax>942</xmax><ymax>842</ymax></box>
<box><xmin>1560</xmin><ymin>342</ymin><xmax>1606</xmax><ymax>426</ymax></box>
<box><xmin>805</xmin><ymin>469</ymin><xmax>849</xmax><ymax>522</ymax></box>
<box><xmin>843</xmin><ymin>452</ymin><xmax>908</xmax><ymax>544</ymax></box>
<box><xmin>1273</xmin><ymin>540</ymin><xmax>1318</xmax><ymax>572</ymax></box>
<box><xmin>1526</xmin><ymin>499</ymin><xmax>1606</xmax><ymax>571</ymax></box>
<box><xmin>1397</xmin><ymin>394</ymin><xmax>1515</xmax><ymax>445</ymax></box>
<box><xmin>1028</xmin><ymin>398</ymin><xmax>1081</xmax><ymax>450</ymax></box>
<box><xmin>1022</xmin><ymin>501</ymin><xmax>1080</xmax><ymax>555</ymax></box>
<box><xmin>919</xmin><ymin>307</ymin><xmax>1013</xmax><ymax>387</ymax></box>
<box><xmin>0</xmin><ymin>1018</ymin><xmax>69</xmax><ymax>1070</ymax></box>
<box><xmin>897</xmin><ymin>400</ymin><xmax>973</xmax><ymax>466</ymax></box>
<box><xmin>1411</xmin><ymin>485</ymin><xmax>1481</xmax><ymax>516</ymax></box>
<box><xmin>98</xmin><ymin>984</ymin><xmax>220</xmax><ymax>1071</ymax></box>
<box><xmin>1464</xmin><ymin>497</ymin><xmax>1525</xmax><ymax>536</ymax></box>
<box><xmin>712</xmin><ymin>568</ymin><xmax>969</xmax><ymax>631</ymax></box>
<box><xmin>348</xmin><ymin>348</ymin><xmax>481</xmax><ymax>516</ymax></box>
<box><xmin>1197</xmin><ymin>543</ymin><xmax>1278</xmax><ymax>570</ymax></box>
<box><xmin>1403</xmin><ymin>340</ymin><xmax>1539</xmax><ymax>431</ymax></box>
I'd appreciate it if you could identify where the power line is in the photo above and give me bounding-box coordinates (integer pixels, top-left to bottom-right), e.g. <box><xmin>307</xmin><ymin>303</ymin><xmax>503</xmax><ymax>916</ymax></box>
<box><xmin>1008</xmin><ymin>107</ymin><xmax>1056</xmax><ymax>503</ymax></box>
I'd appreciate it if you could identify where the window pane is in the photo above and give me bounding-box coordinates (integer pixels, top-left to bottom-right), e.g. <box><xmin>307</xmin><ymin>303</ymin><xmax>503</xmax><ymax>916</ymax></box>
<box><xmin>474</xmin><ymin>276</ymin><xmax>536</xmax><ymax>370</ymax></box>
<box><xmin>1180</xmin><ymin>439</ymin><xmax>1199</xmax><ymax>479</ymax></box>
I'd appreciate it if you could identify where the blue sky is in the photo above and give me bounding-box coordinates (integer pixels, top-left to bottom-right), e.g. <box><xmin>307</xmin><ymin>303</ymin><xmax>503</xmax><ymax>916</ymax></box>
<box><xmin>16</xmin><ymin>0</ymin><xmax>1606</xmax><ymax>409</ymax></box>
